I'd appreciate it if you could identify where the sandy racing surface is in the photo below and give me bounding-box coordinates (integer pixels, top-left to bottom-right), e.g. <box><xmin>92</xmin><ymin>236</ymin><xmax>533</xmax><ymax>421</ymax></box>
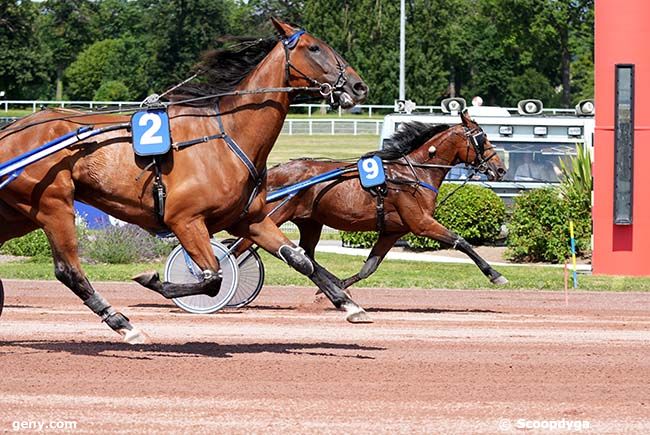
<box><xmin>1</xmin><ymin>279</ymin><xmax>649</xmax><ymax>433</ymax></box>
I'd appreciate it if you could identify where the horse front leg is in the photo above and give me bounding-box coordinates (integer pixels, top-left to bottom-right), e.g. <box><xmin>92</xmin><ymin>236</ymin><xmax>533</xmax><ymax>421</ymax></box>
<box><xmin>341</xmin><ymin>232</ymin><xmax>406</xmax><ymax>290</ymax></box>
<box><xmin>231</xmin><ymin>216</ymin><xmax>372</xmax><ymax>323</ymax></box>
<box><xmin>133</xmin><ymin>217</ymin><xmax>223</xmax><ymax>298</ymax></box>
<box><xmin>410</xmin><ymin>217</ymin><xmax>508</xmax><ymax>285</ymax></box>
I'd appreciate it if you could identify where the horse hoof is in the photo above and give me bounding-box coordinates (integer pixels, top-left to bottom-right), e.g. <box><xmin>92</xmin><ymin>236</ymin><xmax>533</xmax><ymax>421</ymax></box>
<box><xmin>132</xmin><ymin>271</ymin><xmax>160</xmax><ymax>289</ymax></box>
<box><xmin>346</xmin><ymin>309</ymin><xmax>373</xmax><ymax>324</ymax></box>
<box><xmin>491</xmin><ymin>275</ymin><xmax>508</xmax><ymax>285</ymax></box>
<box><xmin>121</xmin><ymin>328</ymin><xmax>147</xmax><ymax>345</ymax></box>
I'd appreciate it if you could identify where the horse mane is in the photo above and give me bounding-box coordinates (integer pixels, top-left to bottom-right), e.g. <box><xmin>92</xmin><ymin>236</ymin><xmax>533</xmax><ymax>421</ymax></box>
<box><xmin>167</xmin><ymin>36</ymin><xmax>278</xmax><ymax>107</ymax></box>
<box><xmin>365</xmin><ymin>121</ymin><xmax>451</xmax><ymax>160</ymax></box>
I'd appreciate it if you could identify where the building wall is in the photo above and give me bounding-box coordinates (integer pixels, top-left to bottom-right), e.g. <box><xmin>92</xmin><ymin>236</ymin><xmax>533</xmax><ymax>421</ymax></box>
<box><xmin>593</xmin><ymin>0</ymin><xmax>650</xmax><ymax>275</ymax></box>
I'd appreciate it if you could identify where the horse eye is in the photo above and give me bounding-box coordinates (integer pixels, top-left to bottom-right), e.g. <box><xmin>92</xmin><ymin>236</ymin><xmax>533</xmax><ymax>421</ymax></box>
<box><xmin>308</xmin><ymin>45</ymin><xmax>320</xmax><ymax>52</ymax></box>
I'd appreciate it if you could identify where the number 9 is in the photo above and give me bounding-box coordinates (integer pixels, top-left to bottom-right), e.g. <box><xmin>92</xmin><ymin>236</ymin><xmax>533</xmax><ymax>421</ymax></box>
<box><xmin>362</xmin><ymin>158</ymin><xmax>379</xmax><ymax>179</ymax></box>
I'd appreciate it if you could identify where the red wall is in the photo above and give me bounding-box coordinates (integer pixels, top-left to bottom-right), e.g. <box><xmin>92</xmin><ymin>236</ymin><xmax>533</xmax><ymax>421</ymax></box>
<box><xmin>593</xmin><ymin>0</ymin><xmax>650</xmax><ymax>275</ymax></box>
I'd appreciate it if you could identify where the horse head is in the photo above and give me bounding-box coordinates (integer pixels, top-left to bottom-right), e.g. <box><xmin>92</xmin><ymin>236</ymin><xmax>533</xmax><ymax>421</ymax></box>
<box><xmin>271</xmin><ymin>18</ymin><xmax>368</xmax><ymax>109</ymax></box>
<box><xmin>454</xmin><ymin>110</ymin><xmax>506</xmax><ymax>181</ymax></box>
<box><xmin>421</xmin><ymin>111</ymin><xmax>506</xmax><ymax>181</ymax></box>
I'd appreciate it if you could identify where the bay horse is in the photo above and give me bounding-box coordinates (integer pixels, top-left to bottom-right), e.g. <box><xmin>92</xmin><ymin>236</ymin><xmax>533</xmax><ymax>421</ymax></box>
<box><xmin>233</xmin><ymin>111</ymin><xmax>509</xmax><ymax>289</ymax></box>
<box><xmin>0</xmin><ymin>18</ymin><xmax>368</xmax><ymax>342</ymax></box>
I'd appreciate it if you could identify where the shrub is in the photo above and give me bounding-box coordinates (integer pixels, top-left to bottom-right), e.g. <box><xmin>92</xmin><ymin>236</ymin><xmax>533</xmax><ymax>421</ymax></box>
<box><xmin>93</xmin><ymin>80</ymin><xmax>131</xmax><ymax>101</ymax></box>
<box><xmin>506</xmin><ymin>145</ymin><xmax>593</xmax><ymax>263</ymax></box>
<box><xmin>340</xmin><ymin>230</ymin><xmax>378</xmax><ymax>248</ymax></box>
<box><xmin>0</xmin><ymin>229</ymin><xmax>51</xmax><ymax>259</ymax></box>
<box><xmin>406</xmin><ymin>184</ymin><xmax>506</xmax><ymax>249</ymax></box>
<box><xmin>81</xmin><ymin>224</ymin><xmax>175</xmax><ymax>264</ymax></box>
<box><xmin>506</xmin><ymin>188</ymin><xmax>579</xmax><ymax>263</ymax></box>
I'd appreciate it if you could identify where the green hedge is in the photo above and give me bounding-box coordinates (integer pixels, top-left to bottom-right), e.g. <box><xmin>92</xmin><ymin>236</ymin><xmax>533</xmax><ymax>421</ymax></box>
<box><xmin>0</xmin><ymin>229</ymin><xmax>51</xmax><ymax>259</ymax></box>
<box><xmin>506</xmin><ymin>187</ymin><xmax>591</xmax><ymax>263</ymax></box>
<box><xmin>340</xmin><ymin>184</ymin><xmax>506</xmax><ymax>250</ymax></box>
<box><xmin>340</xmin><ymin>230</ymin><xmax>379</xmax><ymax>248</ymax></box>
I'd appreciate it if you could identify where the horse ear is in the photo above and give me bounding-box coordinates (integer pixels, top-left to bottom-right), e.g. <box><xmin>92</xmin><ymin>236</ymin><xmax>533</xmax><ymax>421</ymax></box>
<box><xmin>271</xmin><ymin>17</ymin><xmax>294</xmax><ymax>38</ymax></box>
<box><xmin>460</xmin><ymin>109</ymin><xmax>472</xmax><ymax>127</ymax></box>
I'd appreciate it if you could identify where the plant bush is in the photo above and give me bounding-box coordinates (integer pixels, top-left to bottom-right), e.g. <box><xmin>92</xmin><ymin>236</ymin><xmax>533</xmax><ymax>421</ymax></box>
<box><xmin>506</xmin><ymin>145</ymin><xmax>592</xmax><ymax>263</ymax></box>
<box><xmin>340</xmin><ymin>230</ymin><xmax>378</xmax><ymax>248</ymax></box>
<box><xmin>406</xmin><ymin>184</ymin><xmax>506</xmax><ymax>249</ymax></box>
<box><xmin>0</xmin><ymin>229</ymin><xmax>51</xmax><ymax>259</ymax></box>
<box><xmin>81</xmin><ymin>224</ymin><xmax>175</xmax><ymax>264</ymax></box>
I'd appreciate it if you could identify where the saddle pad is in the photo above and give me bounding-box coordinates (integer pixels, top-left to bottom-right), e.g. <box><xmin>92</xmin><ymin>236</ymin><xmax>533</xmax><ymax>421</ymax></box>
<box><xmin>357</xmin><ymin>155</ymin><xmax>386</xmax><ymax>189</ymax></box>
<box><xmin>131</xmin><ymin>108</ymin><xmax>172</xmax><ymax>156</ymax></box>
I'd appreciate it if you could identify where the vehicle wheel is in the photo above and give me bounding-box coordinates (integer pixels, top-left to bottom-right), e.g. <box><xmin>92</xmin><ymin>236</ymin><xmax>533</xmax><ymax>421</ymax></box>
<box><xmin>221</xmin><ymin>239</ymin><xmax>265</xmax><ymax>308</ymax></box>
<box><xmin>165</xmin><ymin>241</ymin><xmax>239</xmax><ymax>314</ymax></box>
<box><xmin>0</xmin><ymin>279</ymin><xmax>4</xmax><ymax>318</ymax></box>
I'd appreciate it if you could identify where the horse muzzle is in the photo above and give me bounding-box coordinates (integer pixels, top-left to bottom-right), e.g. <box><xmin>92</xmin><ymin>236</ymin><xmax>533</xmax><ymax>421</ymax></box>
<box><xmin>335</xmin><ymin>91</ymin><xmax>355</xmax><ymax>109</ymax></box>
<box><xmin>485</xmin><ymin>165</ymin><xmax>507</xmax><ymax>181</ymax></box>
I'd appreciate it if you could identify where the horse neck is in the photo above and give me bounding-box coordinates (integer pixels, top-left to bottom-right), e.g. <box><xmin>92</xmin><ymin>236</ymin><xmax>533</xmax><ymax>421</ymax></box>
<box><xmin>407</xmin><ymin>127</ymin><xmax>464</xmax><ymax>188</ymax></box>
<box><xmin>218</xmin><ymin>45</ymin><xmax>291</xmax><ymax>170</ymax></box>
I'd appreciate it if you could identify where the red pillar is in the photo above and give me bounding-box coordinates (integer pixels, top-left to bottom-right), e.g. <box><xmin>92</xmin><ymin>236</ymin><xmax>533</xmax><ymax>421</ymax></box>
<box><xmin>593</xmin><ymin>0</ymin><xmax>650</xmax><ymax>275</ymax></box>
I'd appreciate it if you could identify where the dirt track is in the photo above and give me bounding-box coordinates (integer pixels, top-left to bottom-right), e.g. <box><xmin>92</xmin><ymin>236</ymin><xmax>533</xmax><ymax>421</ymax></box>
<box><xmin>0</xmin><ymin>279</ymin><xmax>649</xmax><ymax>433</ymax></box>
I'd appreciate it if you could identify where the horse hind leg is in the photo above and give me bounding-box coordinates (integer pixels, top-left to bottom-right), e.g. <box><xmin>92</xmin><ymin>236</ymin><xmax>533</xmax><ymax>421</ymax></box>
<box><xmin>37</xmin><ymin>206</ymin><xmax>146</xmax><ymax>343</ymax></box>
<box><xmin>340</xmin><ymin>232</ymin><xmax>405</xmax><ymax>290</ymax></box>
<box><xmin>133</xmin><ymin>217</ymin><xmax>223</xmax><ymax>298</ymax></box>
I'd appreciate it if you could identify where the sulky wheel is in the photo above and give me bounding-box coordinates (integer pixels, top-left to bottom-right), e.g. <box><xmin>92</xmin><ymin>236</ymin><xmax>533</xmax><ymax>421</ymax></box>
<box><xmin>0</xmin><ymin>279</ymin><xmax>4</xmax><ymax>318</ymax></box>
<box><xmin>165</xmin><ymin>241</ymin><xmax>239</xmax><ymax>314</ymax></box>
<box><xmin>222</xmin><ymin>239</ymin><xmax>265</xmax><ymax>308</ymax></box>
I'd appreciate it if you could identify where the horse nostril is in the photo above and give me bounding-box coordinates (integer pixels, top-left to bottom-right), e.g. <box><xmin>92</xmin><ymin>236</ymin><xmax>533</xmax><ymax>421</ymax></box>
<box><xmin>353</xmin><ymin>81</ymin><xmax>368</xmax><ymax>96</ymax></box>
<box><xmin>497</xmin><ymin>167</ymin><xmax>506</xmax><ymax>175</ymax></box>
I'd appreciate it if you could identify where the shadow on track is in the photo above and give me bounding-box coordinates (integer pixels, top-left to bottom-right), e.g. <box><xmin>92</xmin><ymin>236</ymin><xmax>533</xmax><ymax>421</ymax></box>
<box><xmin>0</xmin><ymin>340</ymin><xmax>385</xmax><ymax>361</ymax></box>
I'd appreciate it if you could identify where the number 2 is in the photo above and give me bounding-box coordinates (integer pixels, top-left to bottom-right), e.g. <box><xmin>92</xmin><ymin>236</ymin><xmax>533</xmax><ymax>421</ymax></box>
<box><xmin>138</xmin><ymin>113</ymin><xmax>163</xmax><ymax>145</ymax></box>
<box><xmin>362</xmin><ymin>158</ymin><xmax>379</xmax><ymax>179</ymax></box>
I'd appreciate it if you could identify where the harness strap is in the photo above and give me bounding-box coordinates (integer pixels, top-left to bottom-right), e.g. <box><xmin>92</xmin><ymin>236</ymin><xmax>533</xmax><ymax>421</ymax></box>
<box><xmin>214</xmin><ymin>100</ymin><xmax>259</xmax><ymax>181</ymax></box>
<box><xmin>173</xmin><ymin>133</ymin><xmax>224</xmax><ymax>150</ymax></box>
<box><xmin>213</xmin><ymin>99</ymin><xmax>265</xmax><ymax>218</ymax></box>
<box><xmin>376</xmin><ymin>193</ymin><xmax>385</xmax><ymax>234</ymax></box>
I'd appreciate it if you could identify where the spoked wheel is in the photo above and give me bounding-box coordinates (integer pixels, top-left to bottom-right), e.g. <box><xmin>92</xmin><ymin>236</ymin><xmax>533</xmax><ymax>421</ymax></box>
<box><xmin>222</xmin><ymin>239</ymin><xmax>265</xmax><ymax>308</ymax></box>
<box><xmin>165</xmin><ymin>241</ymin><xmax>239</xmax><ymax>314</ymax></box>
<box><xmin>0</xmin><ymin>279</ymin><xmax>4</xmax><ymax>318</ymax></box>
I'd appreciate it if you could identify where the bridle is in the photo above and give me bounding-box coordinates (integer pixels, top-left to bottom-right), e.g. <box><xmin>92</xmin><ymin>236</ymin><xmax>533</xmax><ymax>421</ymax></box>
<box><xmin>462</xmin><ymin>126</ymin><xmax>500</xmax><ymax>175</ymax></box>
<box><xmin>280</xmin><ymin>29</ymin><xmax>350</xmax><ymax>108</ymax></box>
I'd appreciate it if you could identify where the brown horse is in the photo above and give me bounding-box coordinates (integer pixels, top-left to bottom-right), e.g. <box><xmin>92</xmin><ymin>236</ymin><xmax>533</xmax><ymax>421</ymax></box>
<box><xmin>0</xmin><ymin>18</ymin><xmax>368</xmax><ymax>342</ymax></box>
<box><xmin>234</xmin><ymin>111</ymin><xmax>508</xmax><ymax>289</ymax></box>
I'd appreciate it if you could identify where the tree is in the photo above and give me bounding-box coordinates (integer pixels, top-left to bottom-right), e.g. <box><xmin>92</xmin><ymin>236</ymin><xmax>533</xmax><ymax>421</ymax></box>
<box><xmin>65</xmin><ymin>38</ymin><xmax>152</xmax><ymax>100</ymax></box>
<box><xmin>0</xmin><ymin>0</ymin><xmax>51</xmax><ymax>99</ymax></box>
<box><xmin>137</xmin><ymin>0</ymin><xmax>235</xmax><ymax>91</ymax></box>
<box><xmin>38</xmin><ymin>0</ymin><xmax>97</xmax><ymax>99</ymax></box>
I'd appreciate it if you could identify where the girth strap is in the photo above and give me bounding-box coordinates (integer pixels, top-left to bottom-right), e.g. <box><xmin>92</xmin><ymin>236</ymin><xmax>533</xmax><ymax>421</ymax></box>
<box><xmin>368</xmin><ymin>185</ymin><xmax>388</xmax><ymax>234</ymax></box>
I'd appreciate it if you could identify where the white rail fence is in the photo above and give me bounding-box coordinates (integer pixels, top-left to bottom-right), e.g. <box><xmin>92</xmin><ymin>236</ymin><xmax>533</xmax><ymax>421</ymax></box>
<box><xmin>0</xmin><ymin>100</ymin><xmax>436</xmax><ymax>118</ymax></box>
<box><xmin>281</xmin><ymin>119</ymin><xmax>381</xmax><ymax>135</ymax></box>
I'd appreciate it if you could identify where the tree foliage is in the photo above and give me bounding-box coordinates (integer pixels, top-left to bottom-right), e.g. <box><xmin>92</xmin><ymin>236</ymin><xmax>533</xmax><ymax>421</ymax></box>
<box><xmin>0</xmin><ymin>0</ymin><xmax>594</xmax><ymax>106</ymax></box>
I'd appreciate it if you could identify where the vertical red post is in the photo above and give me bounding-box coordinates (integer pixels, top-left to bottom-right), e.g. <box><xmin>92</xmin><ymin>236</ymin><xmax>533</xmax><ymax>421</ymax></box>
<box><xmin>593</xmin><ymin>0</ymin><xmax>650</xmax><ymax>275</ymax></box>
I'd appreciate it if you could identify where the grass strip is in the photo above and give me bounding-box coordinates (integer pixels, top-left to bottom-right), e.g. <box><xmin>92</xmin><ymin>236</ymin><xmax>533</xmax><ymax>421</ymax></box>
<box><xmin>1</xmin><ymin>251</ymin><xmax>649</xmax><ymax>292</ymax></box>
